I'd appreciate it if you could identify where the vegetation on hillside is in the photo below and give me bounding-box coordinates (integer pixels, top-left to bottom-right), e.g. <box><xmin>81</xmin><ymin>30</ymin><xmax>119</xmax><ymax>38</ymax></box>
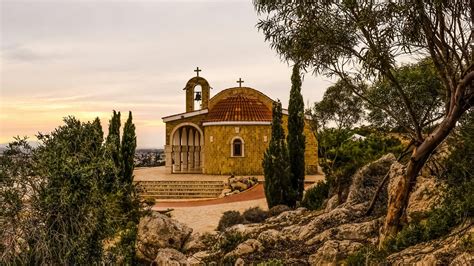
<box><xmin>0</xmin><ymin>111</ymin><xmax>146</xmax><ymax>264</ymax></box>
<box><xmin>386</xmin><ymin>110</ymin><xmax>474</xmax><ymax>252</ymax></box>
<box><xmin>255</xmin><ymin>0</ymin><xmax>473</xmax><ymax>241</ymax></box>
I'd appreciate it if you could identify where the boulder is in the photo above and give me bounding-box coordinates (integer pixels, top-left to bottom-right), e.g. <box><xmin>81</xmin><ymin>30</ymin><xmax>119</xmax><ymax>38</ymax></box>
<box><xmin>137</xmin><ymin>211</ymin><xmax>193</xmax><ymax>262</ymax></box>
<box><xmin>234</xmin><ymin>258</ymin><xmax>245</xmax><ymax>265</ymax></box>
<box><xmin>182</xmin><ymin>233</ymin><xmax>206</xmax><ymax>253</ymax></box>
<box><xmin>268</xmin><ymin>204</ymin><xmax>291</xmax><ymax>217</ymax></box>
<box><xmin>324</xmin><ymin>153</ymin><xmax>395</xmax><ymax>213</ymax></box>
<box><xmin>308</xmin><ymin>240</ymin><xmax>364</xmax><ymax>265</ymax></box>
<box><xmin>218</xmin><ymin>188</ymin><xmax>232</xmax><ymax>198</ymax></box>
<box><xmin>345</xmin><ymin>153</ymin><xmax>396</xmax><ymax>212</ymax></box>
<box><xmin>290</xmin><ymin>203</ymin><xmax>366</xmax><ymax>241</ymax></box>
<box><xmin>305</xmin><ymin>217</ymin><xmax>383</xmax><ymax>246</ymax></box>
<box><xmin>266</xmin><ymin>207</ymin><xmax>307</xmax><ymax>225</ymax></box>
<box><xmin>152</xmin><ymin>248</ymin><xmax>187</xmax><ymax>266</ymax></box>
<box><xmin>187</xmin><ymin>251</ymin><xmax>210</xmax><ymax>265</ymax></box>
<box><xmin>324</xmin><ymin>195</ymin><xmax>339</xmax><ymax>212</ymax></box>
<box><xmin>224</xmin><ymin>239</ymin><xmax>264</xmax><ymax>260</ymax></box>
<box><xmin>231</xmin><ymin>181</ymin><xmax>248</xmax><ymax>192</ymax></box>
<box><xmin>257</xmin><ymin>229</ymin><xmax>284</xmax><ymax>247</ymax></box>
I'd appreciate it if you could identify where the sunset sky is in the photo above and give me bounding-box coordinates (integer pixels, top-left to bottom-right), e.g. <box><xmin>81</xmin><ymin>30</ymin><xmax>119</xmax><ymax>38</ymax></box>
<box><xmin>0</xmin><ymin>0</ymin><xmax>333</xmax><ymax>148</ymax></box>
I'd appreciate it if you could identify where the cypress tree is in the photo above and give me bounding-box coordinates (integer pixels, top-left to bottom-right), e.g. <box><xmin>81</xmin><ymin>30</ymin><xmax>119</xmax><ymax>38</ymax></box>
<box><xmin>104</xmin><ymin>111</ymin><xmax>121</xmax><ymax>192</ymax></box>
<box><xmin>106</xmin><ymin>110</ymin><xmax>122</xmax><ymax>170</ymax></box>
<box><xmin>118</xmin><ymin>111</ymin><xmax>139</xmax><ymax>263</ymax></box>
<box><xmin>263</xmin><ymin>100</ymin><xmax>293</xmax><ymax>208</ymax></box>
<box><xmin>121</xmin><ymin>111</ymin><xmax>136</xmax><ymax>186</ymax></box>
<box><xmin>288</xmin><ymin>64</ymin><xmax>306</xmax><ymax>203</ymax></box>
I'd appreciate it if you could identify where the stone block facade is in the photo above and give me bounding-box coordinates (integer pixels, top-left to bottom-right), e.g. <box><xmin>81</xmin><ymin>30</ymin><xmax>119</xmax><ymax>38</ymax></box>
<box><xmin>162</xmin><ymin>76</ymin><xmax>319</xmax><ymax>176</ymax></box>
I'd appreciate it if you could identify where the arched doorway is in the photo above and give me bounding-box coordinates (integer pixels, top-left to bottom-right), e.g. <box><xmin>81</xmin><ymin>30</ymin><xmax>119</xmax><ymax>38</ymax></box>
<box><xmin>170</xmin><ymin>123</ymin><xmax>203</xmax><ymax>173</ymax></box>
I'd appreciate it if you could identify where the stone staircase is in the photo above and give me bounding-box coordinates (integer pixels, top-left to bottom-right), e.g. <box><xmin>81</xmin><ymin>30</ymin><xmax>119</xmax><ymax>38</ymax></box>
<box><xmin>135</xmin><ymin>180</ymin><xmax>224</xmax><ymax>199</ymax></box>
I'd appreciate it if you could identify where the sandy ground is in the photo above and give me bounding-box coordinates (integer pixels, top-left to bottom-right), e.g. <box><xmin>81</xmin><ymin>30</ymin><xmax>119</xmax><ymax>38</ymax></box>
<box><xmin>154</xmin><ymin>198</ymin><xmax>268</xmax><ymax>234</ymax></box>
<box><xmin>141</xmin><ymin>167</ymin><xmax>326</xmax><ymax>234</ymax></box>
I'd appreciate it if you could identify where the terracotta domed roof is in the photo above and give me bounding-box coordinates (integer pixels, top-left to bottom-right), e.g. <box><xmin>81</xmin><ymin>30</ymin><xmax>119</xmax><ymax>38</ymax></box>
<box><xmin>205</xmin><ymin>94</ymin><xmax>272</xmax><ymax>122</ymax></box>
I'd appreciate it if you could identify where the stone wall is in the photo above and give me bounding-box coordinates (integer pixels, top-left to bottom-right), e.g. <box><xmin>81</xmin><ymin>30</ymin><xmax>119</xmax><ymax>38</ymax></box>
<box><xmin>201</xmin><ymin>116</ymin><xmax>318</xmax><ymax>175</ymax></box>
<box><xmin>203</xmin><ymin>124</ymin><xmax>271</xmax><ymax>175</ymax></box>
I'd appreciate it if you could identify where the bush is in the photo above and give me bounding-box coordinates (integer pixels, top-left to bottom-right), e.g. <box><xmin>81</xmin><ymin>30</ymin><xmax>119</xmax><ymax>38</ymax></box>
<box><xmin>242</xmin><ymin>207</ymin><xmax>268</xmax><ymax>223</ymax></box>
<box><xmin>385</xmin><ymin>178</ymin><xmax>474</xmax><ymax>253</ymax></box>
<box><xmin>345</xmin><ymin>245</ymin><xmax>388</xmax><ymax>265</ymax></box>
<box><xmin>257</xmin><ymin>259</ymin><xmax>284</xmax><ymax>265</ymax></box>
<box><xmin>218</xmin><ymin>231</ymin><xmax>247</xmax><ymax>253</ymax></box>
<box><xmin>268</xmin><ymin>205</ymin><xmax>291</xmax><ymax>217</ymax></box>
<box><xmin>217</xmin><ymin>211</ymin><xmax>244</xmax><ymax>232</ymax></box>
<box><xmin>301</xmin><ymin>181</ymin><xmax>330</xmax><ymax>210</ymax></box>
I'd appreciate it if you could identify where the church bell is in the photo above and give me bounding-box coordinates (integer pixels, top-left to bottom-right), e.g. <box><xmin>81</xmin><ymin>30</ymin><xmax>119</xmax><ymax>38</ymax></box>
<box><xmin>194</xmin><ymin>91</ymin><xmax>202</xmax><ymax>101</ymax></box>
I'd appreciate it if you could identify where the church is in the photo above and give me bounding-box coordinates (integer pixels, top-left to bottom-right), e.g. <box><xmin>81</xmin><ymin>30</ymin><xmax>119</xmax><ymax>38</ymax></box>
<box><xmin>162</xmin><ymin>69</ymin><xmax>318</xmax><ymax>176</ymax></box>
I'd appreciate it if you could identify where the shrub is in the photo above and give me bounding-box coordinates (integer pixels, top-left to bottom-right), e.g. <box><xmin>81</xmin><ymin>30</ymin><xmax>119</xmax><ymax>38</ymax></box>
<box><xmin>301</xmin><ymin>181</ymin><xmax>330</xmax><ymax>210</ymax></box>
<box><xmin>268</xmin><ymin>205</ymin><xmax>291</xmax><ymax>217</ymax></box>
<box><xmin>242</xmin><ymin>207</ymin><xmax>268</xmax><ymax>223</ymax></box>
<box><xmin>257</xmin><ymin>259</ymin><xmax>284</xmax><ymax>265</ymax></box>
<box><xmin>200</xmin><ymin>232</ymin><xmax>219</xmax><ymax>252</ymax></box>
<box><xmin>345</xmin><ymin>245</ymin><xmax>388</xmax><ymax>265</ymax></box>
<box><xmin>384</xmin><ymin>178</ymin><xmax>474</xmax><ymax>253</ymax></box>
<box><xmin>218</xmin><ymin>231</ymin><xmax>247</xmax><ymax>253</ymax></box>
<box><xmin>217</xmin><ymin>211</ymin><xmax>244</xmax><ymax>232</ymax></box>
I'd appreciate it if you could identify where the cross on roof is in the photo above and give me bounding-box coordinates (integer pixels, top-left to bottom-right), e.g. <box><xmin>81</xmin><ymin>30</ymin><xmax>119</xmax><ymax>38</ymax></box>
<box><xmin>194</xmin><ymin>67</ymin><xmax>202</xmax><ymax>77</ymax></box>
<box><xmin>236</xmin><ymin>78</ymin><xmax>244</xmax><ymax>87</ymax></box>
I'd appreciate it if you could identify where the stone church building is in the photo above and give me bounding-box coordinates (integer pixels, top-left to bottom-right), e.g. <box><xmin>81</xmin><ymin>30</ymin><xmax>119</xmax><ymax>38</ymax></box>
<box><xmin>162</xmin><ymin>72</ymin><xmax>318</xmax><ymax>175</ymax></box>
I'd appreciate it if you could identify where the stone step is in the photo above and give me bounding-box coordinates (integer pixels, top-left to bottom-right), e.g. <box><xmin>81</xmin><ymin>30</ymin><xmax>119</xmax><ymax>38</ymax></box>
<box><xmin>145</xmin><ymin>188</ymin><xmax>223</xmax><ymax>192</ymax></box>
<box><xmin>144</xmin><ymin>195</ymin><xmax>216</xmax><ymax>199</ymax></box>
<box><xmin>135</xmin><ymin>180</ymin><xmax>224</xmax><ymax>199</ymax></box>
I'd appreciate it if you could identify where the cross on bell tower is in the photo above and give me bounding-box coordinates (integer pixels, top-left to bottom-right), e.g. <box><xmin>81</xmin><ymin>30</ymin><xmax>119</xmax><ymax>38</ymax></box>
<box><xmin>236</xmin><ymin>78</ymin><xmax>244</xmax><ymax>87</ymax></box>
<box><xmin>194</xmin><ymin>67</ymin><xmax>202</xmax><ymax>77</ymax></box>
<box><xmin>184</xmin><ymin>68</ymin><xmax>210</xmax><ymax>112</ymax></box>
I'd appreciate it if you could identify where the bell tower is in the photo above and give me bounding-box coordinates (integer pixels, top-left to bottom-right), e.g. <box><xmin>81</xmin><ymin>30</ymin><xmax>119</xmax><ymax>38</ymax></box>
<box><xmin>183</xmin><ymin>67</ymin><xmax>210</xmax><ymax>112</ymax></box>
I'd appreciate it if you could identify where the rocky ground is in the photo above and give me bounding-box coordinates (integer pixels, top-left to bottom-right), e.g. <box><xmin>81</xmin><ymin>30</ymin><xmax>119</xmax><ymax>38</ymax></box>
<box><xmin>136</xmin><ymin>154</ymin><xmax>473</xmax><ymax>265</ymax></box>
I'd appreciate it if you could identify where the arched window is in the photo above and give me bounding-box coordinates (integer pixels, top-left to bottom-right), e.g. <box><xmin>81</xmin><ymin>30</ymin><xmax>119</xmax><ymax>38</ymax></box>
<box><xmin>231</xmin><ymin>137</ymin><xmax>244</xmax><ymax>157</ymax></box>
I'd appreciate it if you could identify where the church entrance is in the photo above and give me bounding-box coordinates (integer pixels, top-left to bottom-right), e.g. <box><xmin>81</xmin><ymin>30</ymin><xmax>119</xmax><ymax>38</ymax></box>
<box><xmin>170</xmin><ymin>124</ymin><xmax>203</xmax><ymax>173</ymax></box>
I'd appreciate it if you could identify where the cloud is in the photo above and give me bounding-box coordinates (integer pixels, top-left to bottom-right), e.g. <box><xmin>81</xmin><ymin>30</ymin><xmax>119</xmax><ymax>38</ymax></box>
<box><xmin>0</xmin><ymin>1</ymin><xmax>331</xmax><ymax>148</ymax></box>
<box><xmin>1</xmin><ymin>44</ymin><xmax>61</xmax><ymax>62</ymax></box>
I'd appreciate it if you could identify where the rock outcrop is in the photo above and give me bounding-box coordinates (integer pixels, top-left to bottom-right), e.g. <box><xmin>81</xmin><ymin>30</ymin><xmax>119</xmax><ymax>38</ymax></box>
<box><xmin>183</xmin><ymin>154</ymin><xmax>397</xmax><ymax>264</ymax></box>
<box><xmin>387</xmin><ymin>224</ymin><xmax>473</xmax><ymax>265</ymax></box>
<box><xmin>152</xmin><ymin>248</ymin><xmax>187</xmax><ymax>265</ymax></box>
<box><xmin>308</xmin><ymin>240</ymin><xmax>364</xmax><ymax>265</ymax></box>
<box><xmin>137</xmin><ymin>211</ymin><xmax>193</xmax><ymax>262</ymax></box>
<box><xmin>144</xmin><ymin>153</ymin><xmax>466</xmax><ymax>265</ymax></box>
<box><xmin>406</xmin><ymin>175</ymin><xmax>444</xmax><ymax>223</ymax></box>
<box><xmin>224</xmin><ymin>239</ymin><xmax>264</xmax><ymax>260</ymax></box>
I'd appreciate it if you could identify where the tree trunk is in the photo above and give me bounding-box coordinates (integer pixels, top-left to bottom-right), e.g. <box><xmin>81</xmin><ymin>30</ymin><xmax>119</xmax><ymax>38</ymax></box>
<box><xmin>379</xmin><ymin>105</ymin><xmax>464</xmax><ymax>246</ymax></box>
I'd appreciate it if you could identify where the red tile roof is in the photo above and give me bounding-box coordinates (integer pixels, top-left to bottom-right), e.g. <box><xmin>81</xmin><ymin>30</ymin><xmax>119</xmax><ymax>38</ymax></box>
<box><xmin>205</xmin><ymin>94</ymin><xmax>272</xmax><ymax>122</ymax></box>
